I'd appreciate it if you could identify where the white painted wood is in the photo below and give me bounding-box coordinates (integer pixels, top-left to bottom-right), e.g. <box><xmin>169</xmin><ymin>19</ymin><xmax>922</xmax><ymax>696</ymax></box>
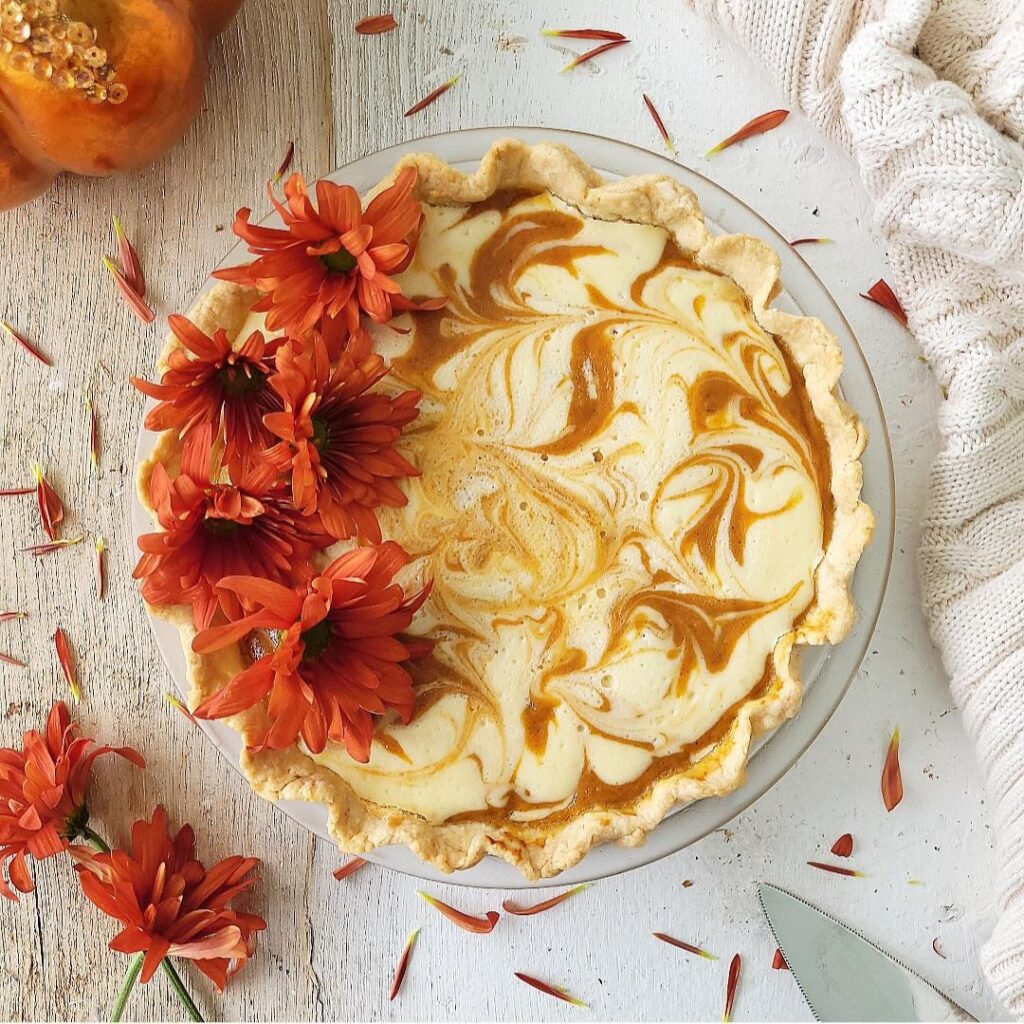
<box><xmin>0</xmin><ymin>0</ymin><xmax>1006</xmax><ymax>1019</ymax></box>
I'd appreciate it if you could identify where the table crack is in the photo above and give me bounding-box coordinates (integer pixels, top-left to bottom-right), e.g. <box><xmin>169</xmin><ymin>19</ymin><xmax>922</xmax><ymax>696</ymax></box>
<box><xmin>304</xmin><ymin>840</ymin><xmax>326</xmax><ymax>1021</ymax></box>
<box><xmin>32</xmin><ymin>883</ymin><xmax>46</xmax><ymax>978</ymax></box>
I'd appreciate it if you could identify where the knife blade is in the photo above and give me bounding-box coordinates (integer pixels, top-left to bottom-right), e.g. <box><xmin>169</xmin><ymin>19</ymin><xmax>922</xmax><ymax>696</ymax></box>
<box><xmin>757</xmin><ymin>882</ymin><xmax>976</xmax><ymax>1022</ymax></box>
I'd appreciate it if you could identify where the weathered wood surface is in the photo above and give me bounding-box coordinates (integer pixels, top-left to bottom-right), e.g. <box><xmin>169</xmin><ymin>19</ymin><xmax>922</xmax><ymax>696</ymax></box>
<box><xmin>0</xmin><ymin>1</ymin><xmax>1007</xmax><ymax>1020</ymax></box>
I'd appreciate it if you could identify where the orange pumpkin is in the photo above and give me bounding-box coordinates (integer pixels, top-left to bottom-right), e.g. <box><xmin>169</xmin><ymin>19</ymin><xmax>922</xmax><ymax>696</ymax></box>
<box><xmin>0</xmin><ymin>0</ymin><xmax>245</xmax><ymax>210</ymax></box>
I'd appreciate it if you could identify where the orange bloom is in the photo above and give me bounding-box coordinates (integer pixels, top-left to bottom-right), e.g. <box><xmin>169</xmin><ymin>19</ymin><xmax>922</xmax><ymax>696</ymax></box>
<box><xmin>213</xmin><ymin>167</ymin><xmax>443</xmax><ymax>337</ymax></box>
<box><xmin>191</xmin><ymin>543</ymin><xmax>432</xmax><ymax>762</ymax></box>
<box><xmin>131</xmin><ymin>315</ymin><xmax>284</xmax><ymax>478</ymax></box>
<box><xmin>0</xmin><ymin>701</ymin><xmax>143</xmax><ymax>901</ymax></box>
<box><xmin>71</xmin><ymin>806</ymin><xmax>265</xmax><ymax>989</ymax></box>
<box><xmin>264</xmin><ymin>331</ymin><xmax>421</xmax><ymax>542</ymax></box>
<box><xmin>134</xmin><ymin>425</ymin><xmax>330</xmax><ymax>630</ymax></box>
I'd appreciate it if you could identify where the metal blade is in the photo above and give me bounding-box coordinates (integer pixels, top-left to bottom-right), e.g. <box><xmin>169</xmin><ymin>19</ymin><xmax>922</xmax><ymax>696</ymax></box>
<box><xmin>758</xmin><ymin>882</ymin><xmax>976</xmax><ymax>1022</ymax></box>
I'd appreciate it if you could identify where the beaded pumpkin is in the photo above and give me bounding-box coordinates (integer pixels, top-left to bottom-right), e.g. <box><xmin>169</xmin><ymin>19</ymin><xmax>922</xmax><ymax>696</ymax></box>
<box><xmin>0</xmin><ymin>0</ymin><xmax>244</xmax><ymax>210</ymax></box>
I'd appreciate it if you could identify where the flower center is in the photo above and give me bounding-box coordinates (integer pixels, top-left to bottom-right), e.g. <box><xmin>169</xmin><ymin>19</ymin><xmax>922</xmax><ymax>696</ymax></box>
<box><xmin>217</xmin><ymin>364</ymin><xmax>266</xmax><ymax>397</ymax></box>
<box><xmin>311</xmin><ymin>416</ymin><xmax>330</xmax><ymax>453</ymax></box>
<box><xmin>319</xmin><ymin>247</ymin><xmax>357</xmax><ymax>274</ymax></box>
<box><xmin>203</xmin><ymin>517</ymin><xmax>240</xmax><ymax>537</ymax></box>
<box><xmin>300</xmin><ymin>620</ymin><xmax>332</xmax><ymax>662</ymax></box>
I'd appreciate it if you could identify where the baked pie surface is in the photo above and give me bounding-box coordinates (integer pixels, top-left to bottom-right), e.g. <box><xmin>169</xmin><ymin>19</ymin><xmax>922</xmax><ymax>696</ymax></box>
<box><xmin>138</xmin><ymin>140</ymin><xmax>874</xmax><ymax>879</ymax></box>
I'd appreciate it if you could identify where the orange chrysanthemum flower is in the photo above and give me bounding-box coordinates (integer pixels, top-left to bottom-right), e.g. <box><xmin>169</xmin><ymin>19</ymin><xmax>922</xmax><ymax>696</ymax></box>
<box><xmin>263</xmin><ymin>331</ymin><xmax>421</xmax><ymax>542</ymax></box>
<box><xmin>190</xmin><ymin>543</ymin><xmax>432</xmax><ymax>762</ymax></box>
<box><xmin>71</xmin><ymin>806</ymin><xmax>266</xmax><ymax>989</ymax></box>
<box><xmin>134</xmin><ymin>425</ymin><xmax>331</xmax><ymax>631</ymax></box>
<box><xmin>0</xmin><ymin>701</ymin><xmax>143</xmax><ymax>901</ymax></box>
<box><xmin>212</xmin><ymin>167</ymin><xmax>443</xmax><ymax>337</ymax></box>
<box><xmin>131</xmin><ymin>315</ymin><xmax>284</xmax><ymax>478</ymax></box>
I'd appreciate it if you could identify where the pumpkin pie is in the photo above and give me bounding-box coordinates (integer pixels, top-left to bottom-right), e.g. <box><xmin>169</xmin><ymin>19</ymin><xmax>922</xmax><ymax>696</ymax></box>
<box><xmin>137</xmin><ymin>140</ymin><xmax>874</xmax><ymax>879</ymax></box>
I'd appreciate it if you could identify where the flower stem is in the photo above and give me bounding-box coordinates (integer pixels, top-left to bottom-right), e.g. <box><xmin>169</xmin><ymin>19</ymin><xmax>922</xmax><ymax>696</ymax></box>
<box><xmin>110</xmin><ymin>953</ymin><xmax>143</xmax><ymax>1022</ymax></box>
<box><xmin>83</xmin><ymin>826</ymin><xmax>204</xmax><ymax>1022</ymax></box>
<box><xmin>161</xmin><ymin>960</ymin><xmax>204</xmax><ymax>1022</ymax></box>
<box><xmin>82</xmin><ymin>825</ymin><xmax>110</xmax><ymax>853</ymax></box>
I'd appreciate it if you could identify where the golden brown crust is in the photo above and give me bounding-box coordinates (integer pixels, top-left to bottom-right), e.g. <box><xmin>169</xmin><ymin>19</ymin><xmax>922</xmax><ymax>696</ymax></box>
<box><xmin>137</xmin><ymin>140</ymin><xmax>874</xmax><ymax>879</ymax></box>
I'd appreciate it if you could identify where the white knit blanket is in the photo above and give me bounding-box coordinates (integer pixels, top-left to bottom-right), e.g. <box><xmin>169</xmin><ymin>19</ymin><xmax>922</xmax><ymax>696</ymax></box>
<box><xmin>686</xmin><ymin>0</ymin><xmax>1024</xmax><ymax>1012</ymax></box>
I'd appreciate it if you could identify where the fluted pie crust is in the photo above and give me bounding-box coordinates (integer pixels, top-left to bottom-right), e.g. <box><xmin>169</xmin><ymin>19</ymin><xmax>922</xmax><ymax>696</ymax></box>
<box><xmin>138</xmin><ymin>140</ymin><xmax>874</xmax><ymax>879</ymax></box>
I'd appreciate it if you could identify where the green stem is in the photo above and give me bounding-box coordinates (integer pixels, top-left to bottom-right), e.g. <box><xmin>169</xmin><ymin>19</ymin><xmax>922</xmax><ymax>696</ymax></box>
<box><xmin>110</xmin><ymin>953</ymin><xmax>143</xmax><ymax>1022</ymax></box>
<box><xmin>161</xmin><ymin>960</ymin><xmax>204</xmax><ymax>1022</ymax></box>
<box><xmin>82</xmin><ymin>826</ymin><xmax>204</xmax><ymax>1022</ymax></box>
<box><xmin>82</xmin><ymin>825</ymin><xmax>110</xmax><ymax>853</ymax></box>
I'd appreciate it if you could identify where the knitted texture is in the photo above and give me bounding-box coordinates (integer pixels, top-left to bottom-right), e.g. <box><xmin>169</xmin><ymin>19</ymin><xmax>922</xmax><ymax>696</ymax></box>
<box><xmin>688</xmin><ymin>0</ymin><xmax>1024</xmax><ymax>1012</ymax></box>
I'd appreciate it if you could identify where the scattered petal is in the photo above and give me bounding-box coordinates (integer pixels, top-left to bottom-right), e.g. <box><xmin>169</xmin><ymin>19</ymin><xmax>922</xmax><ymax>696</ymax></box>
<box><xmin>681</xmin><ymin>879</ymin><xmax>694</xmax><ymax>888</ymax></box>
<box><xmin>560</xmin><ymin>38</ymin><xmax>629</xmax><ymax>73</ymax></box>
<box><xmin>418</xmin><ymin>891</ymin><xmax>499</xmax><ymax>933</ymax></box>
<box><xmin>502</xmin><ymin>884</ymin><xmax>589</xmax><ymax>916</ymax></box>
<box><xmin>643</xmin><ymin>94</ymin><xmax>676</xmax><ymax>156</ymax></box>
<box><xmin>723</xmin><ymin>953</ymin><xmax>741</xmax><ymax>1023</ymax></box>
<box><xmin>514</xmin><ymin>972</ymin><xmax>587</xmax><ymax>1008</ymax></box>
<box><xmin>112</xmin><ymin>216</ymin><xmax>145</xmax><ymax>296</ymax></box>
<box><xmin>0</xmin><ymin>652</ymin><xmax>26</xmax><ymax>668</ymax></box>
<box><xmin>807</xmin><ymin>860</ymin><xmax>868</xmax><ymax>878</ymax></box>
<box><xmin>272</xmin><ymin>140</ymin><xmax>295</xmax><ymax>184</ymax></box>
<box><xmin>164</xmin><ymin>691</ymin><xmax>199</xmax><ymax>727</ymax></box>
<box><xmin>404</xmin><ymin>76</ymin><xmax>460</xmax><ymax>117</ymax></box>
<box><xmin>22</xmin><ymin>536</ymin><xmax>84</xmax><ymax>556</ymax></box>
<box><xmin>882</xmin><ymin>726</ymin><xmax>904</xmax><ymax>811</ymax></box>
<box><xmin>860</xmin><ymin>279</ymin><xmax>908</xmax><ymax>327</ymax></box>
<box><xmin>95</xmin><ymin>537</ymin><xmax>106</xmax><ymax>601</ymax></box>
<box><xmin>389</xmin><ymin>928</ymin><xmax>419</xmax><ymax>1001</ymax></box>
<box><xmin>356</xmin><ymin>13</ymin><xmax>397</xmax><ymax>35</ymax></box>
<box><xmin>102</xmin><ymin>257</ymin><xmax>155</xmax><ymax>323</ymax></box>
<box><xmin>2</xmin><ymin>321</ymin><xmax>51</xmax><ymax>366</ymax></box>
<box><xmin>333</xmin><ymin>858</ymin><xmax>367</xmax><ymax>881</ymax></box>
<box><xmin>908</xmin><ymin>878</ymin><xmax>925</xmax><ymax>887</ymax></box>
<box><xmin>32</xmin><ymin>463</ymin><xmax>64</xmax><ymax>540</ymax></box>
<box><xmin>706</xmin><ymin>109</ymin><xmax>789</xmax><ymax>157</ymax></box>
<box><xmin>542</xmin><ymin>28</ymin><xmax>626</xmax><ymax>41</ymax></box>
<box><xmin>53</xmin><ymin>628</ymin><xmax>81</xmax><ymax>702</ymax></box>
<box><xmin>86</xmin><ymin>399</ymin><xmax>99</xmax><ymax>471</ymax></box>
<box><xmin>933</xmin><ymin>938</ymin><xmax>947</xmax><ymax>959</ymax></box>
<box><xmin>0</xmin><ymin>487</ymin><xmax>33</xmax><ymax>496</ymax></box>
<box><xmin>653</xmin><ymin>932</ymin><xmax>717</xmax><ymax>960</ymax></box>
<box><xmin>789</xmin><ymin>237</ymin><xmax>834</xmax><ymax>247</ymax></box>
<box><xmin>0</xmin><ymin>611</ymin><xmax>28</xmax><ymax>622</ymax></box>
<box><xmin>772</xmin><ymin>948</ymin><xmax>788</xmax><ymax>970</ymax></box>
<box><xmin>830</xmin><ymin>833</ymin><xmax>853</xmax><ymax>858</ymax></box>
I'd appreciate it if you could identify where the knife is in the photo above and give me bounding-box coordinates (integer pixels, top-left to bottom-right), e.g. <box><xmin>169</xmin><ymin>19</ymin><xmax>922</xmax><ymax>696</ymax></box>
<box><xmin>758</xmin><ymin>882</ymin><xmax>977</xmax><ymax>1022</ymax></box>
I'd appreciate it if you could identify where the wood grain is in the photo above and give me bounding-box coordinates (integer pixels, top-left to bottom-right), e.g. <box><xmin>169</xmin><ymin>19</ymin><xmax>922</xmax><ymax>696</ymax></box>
<box><xmin>0</xmin><ymin>1</ymin><xmax>1006</xmax><ymax>1021</ymax></box>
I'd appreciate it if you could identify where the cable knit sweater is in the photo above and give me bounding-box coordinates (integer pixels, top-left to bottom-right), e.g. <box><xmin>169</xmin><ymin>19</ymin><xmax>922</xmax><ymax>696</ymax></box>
<box><xmin>686</xmin><ymin>0</ymin><xmax>1024</xmax><ymax>1013</ymax></box>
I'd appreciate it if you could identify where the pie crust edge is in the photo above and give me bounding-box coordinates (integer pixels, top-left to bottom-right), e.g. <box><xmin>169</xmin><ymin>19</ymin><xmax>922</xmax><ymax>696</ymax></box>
<box><xmin>137</xmin><ymin>139</ymin><xmax>876</xmax><ymax>880</ymax></box>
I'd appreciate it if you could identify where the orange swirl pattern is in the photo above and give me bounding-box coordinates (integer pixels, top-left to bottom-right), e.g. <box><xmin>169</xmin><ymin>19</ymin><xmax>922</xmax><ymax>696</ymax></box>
<box><xmin>307</xmin><ymin>191</ymin><xmax>832</xmax><ymax>826</ymax></box>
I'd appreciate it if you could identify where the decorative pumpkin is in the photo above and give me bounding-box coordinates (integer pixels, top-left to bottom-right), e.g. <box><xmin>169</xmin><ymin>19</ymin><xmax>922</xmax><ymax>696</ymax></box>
<box><xmin>0</xmin><ymin>0</ymin><xmax>245</xmax><ymax>210</ymax></box>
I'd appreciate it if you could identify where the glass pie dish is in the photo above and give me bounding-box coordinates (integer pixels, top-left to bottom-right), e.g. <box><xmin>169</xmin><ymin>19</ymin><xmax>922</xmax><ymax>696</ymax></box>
<box><xmin>131</xmin><ymin>126</ymin><xmax>895</xmax><ymax>889</ymax></box>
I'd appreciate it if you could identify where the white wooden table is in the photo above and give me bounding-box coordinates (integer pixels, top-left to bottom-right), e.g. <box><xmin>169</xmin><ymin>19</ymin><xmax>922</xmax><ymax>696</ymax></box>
<box><xmin>0</xmin><ymin>1</ymin><xmax>1007</xmax><ymax>1019</ymax></box>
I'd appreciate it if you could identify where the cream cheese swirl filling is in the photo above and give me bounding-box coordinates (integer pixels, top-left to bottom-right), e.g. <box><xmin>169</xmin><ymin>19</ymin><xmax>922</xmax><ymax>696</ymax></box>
<box><xmin>295</xmin><ymin>192</ymin><xmax>831</xmax><ymax>826</ymax></box>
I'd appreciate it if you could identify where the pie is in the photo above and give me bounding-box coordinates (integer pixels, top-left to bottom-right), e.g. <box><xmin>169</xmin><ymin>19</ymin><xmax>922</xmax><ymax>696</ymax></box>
<box><xmin>136</xmin><ymin>140</ymin><xmax>874</xmax><ymax>879</ymax></box>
